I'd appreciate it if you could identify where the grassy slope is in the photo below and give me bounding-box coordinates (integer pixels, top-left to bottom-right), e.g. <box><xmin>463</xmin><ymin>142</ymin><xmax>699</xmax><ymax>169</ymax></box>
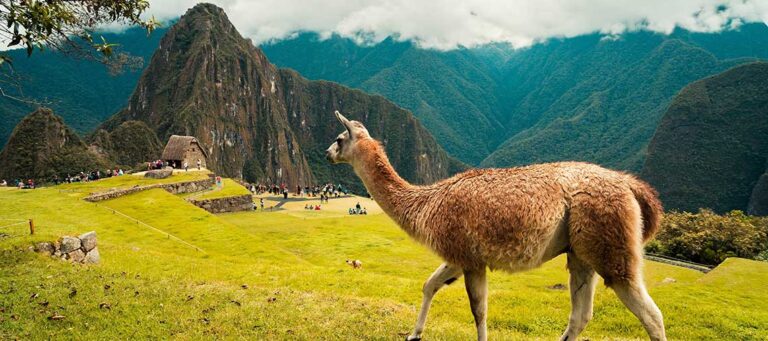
<box><xmin>1</xmin><ymin>176</ymin><xmax>767</xmax><ymax>339</ymax></box>
<box><xmin>184</xmin><ymin>178</ymin><xmax>250</xmax><ymax>200</ymax></box>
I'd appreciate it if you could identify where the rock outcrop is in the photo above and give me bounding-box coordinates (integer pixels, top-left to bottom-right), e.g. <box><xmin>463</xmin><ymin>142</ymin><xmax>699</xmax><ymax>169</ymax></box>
<box><xmin>144</xmin><ymin>169</ymin><xmax>173</xmax><ymax>179</ymax></box>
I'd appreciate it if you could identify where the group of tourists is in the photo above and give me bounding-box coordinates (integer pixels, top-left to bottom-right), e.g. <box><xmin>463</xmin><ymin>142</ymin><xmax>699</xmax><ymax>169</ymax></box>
<box><xmin>62</xmin><ymin>169</ymin><xmax>125</xmax><ymax>184</ymax></box>
<box><xmin>244</xmin><ymin>182</ymin><xmax>348</xmax><ymax>201</ymax></box>
<box><xmin>0</xmin><ymin>166</ymin><xmax>130</xmax><ymax>189</ymax></box>
<box><xmin>149</xmin><ymin>159</ymin><xmax>202</xmax><ymax>171</ymax></box>
<box><xmin>304</xmin><ymin>204</ymin><xmax>322</xmax><ymax>211</ymax></box>
<box><xmin>2</xmin><ymin>179</ymin><xmax>35</xmax><ymax>189</ymax></box>
<box><xmin>349</xmin><ymin>202</ymin><xmax>368</xmax><ymax>215</ymax></box>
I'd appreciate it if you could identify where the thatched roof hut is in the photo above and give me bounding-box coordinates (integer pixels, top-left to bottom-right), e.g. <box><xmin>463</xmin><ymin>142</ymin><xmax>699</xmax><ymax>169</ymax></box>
<box><xmin>161</xmin><ymin>135</ymin><xmax>208</xmax><ymax>169</ymax></box>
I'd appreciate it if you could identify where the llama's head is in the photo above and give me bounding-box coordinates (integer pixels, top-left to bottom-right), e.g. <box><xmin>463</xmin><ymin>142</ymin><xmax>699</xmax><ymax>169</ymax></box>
<box><xmin>326</xmin><ymin>111</ymin><xmax>371</xmax><ymax>164</ymax></box>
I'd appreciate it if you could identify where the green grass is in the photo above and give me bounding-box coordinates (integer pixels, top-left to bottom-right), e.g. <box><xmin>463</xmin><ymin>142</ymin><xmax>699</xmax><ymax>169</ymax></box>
<box><xmin>185</xmin><ymin>178</ymin><xmax>250</xmax><ymax>200</ymax></box>
<box><xmin>1</xmin><ymin>177</ymin><xmax>767</xmax><ymax>340</ymax></box>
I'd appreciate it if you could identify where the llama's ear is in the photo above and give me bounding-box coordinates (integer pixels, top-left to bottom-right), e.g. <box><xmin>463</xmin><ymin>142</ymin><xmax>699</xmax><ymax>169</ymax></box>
<box><xmin>335</xmin><ymin>110</ymin><xmax>355</xmax><ymax>136</ymax></box>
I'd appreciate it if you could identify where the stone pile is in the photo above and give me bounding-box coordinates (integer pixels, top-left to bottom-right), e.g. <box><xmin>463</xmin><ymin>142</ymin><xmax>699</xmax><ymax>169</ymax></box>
<box><xmin>33</xmin><ymin>231</ymin><xmax>100</xmax><ymax>264</ymax></box>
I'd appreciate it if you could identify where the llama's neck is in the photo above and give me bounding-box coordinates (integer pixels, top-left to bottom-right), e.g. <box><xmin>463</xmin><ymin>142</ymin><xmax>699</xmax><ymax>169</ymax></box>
<box><xmin>351</xmin><ymin>139</ymin><xmax>426</xmax><ymax>239</ymax></box>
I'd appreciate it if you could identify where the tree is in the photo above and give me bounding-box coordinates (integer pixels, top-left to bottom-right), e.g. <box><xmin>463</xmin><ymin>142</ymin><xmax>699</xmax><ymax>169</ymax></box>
<box><xmin>0</xmin><ymin>0</ymin><xmax>160</xmax><ymax>102</ymax></box>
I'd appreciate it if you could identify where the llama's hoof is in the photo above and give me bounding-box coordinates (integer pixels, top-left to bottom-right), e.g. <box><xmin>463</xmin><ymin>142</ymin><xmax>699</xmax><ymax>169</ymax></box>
<box><xmin>405</xmin><ymin>336</ymin><xmax>421</xmax><ymax>341</ymax></box>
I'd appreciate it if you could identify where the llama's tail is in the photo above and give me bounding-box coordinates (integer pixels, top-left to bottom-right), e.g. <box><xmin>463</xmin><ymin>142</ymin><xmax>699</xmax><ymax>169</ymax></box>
<box><xmin>629</xmin><ymin>177</ymin><xmax>663</xmax><ymax>243</ymax></box>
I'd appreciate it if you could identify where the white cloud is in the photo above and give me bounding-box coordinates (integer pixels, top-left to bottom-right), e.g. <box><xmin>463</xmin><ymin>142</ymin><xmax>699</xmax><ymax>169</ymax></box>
<box><xmin>144</xmin><ymin>0</ymin><xmax>768</xmax><ymax>49</ymax></box>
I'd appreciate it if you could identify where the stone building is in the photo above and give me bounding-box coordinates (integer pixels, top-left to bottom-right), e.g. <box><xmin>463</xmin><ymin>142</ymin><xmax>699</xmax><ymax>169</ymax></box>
<box><xmin>161</xmin><ymin>135</ymin><xmax>208</xmax><ymax>169</ymax></box>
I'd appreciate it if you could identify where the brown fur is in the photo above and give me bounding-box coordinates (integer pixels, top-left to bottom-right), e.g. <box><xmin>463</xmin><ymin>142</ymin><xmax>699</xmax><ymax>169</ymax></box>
<box><xmin>346</xmin><ymin>138</ymin><xmax>661</xmax><ymax>284</ymax></box>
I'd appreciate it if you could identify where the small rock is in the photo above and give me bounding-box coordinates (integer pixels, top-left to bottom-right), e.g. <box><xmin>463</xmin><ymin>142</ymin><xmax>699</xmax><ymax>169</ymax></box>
<box><xmin>84</xmin><ymin>247</ymin><xmax>100</xmax><ymax>264</ymax></box>
<box><xmin>267</xmin><ymin>297</ymin><xmax>277</xmax><ymax>303</ymax></box>
<box><xmin>79</xmin><ymin>231</ymin><xmax>97</xmax><ymax>252</ymax></box>
<box><xmin>662</xmin><ymin>277</ymin><xmax>676</xmax><ymax>284</ymax></box>
<box><xmin>59</xmin><ymin>236</ymin><xmax>81</xmax><ymax>253</ymax></box>
<box><xmin>99</xmin><ymin>302</ymin><xmax>111</xmax><ymax>310</ymax></box>
<box><xmin>68</xmin><ymin>249</ymin><xmax>86</xmax><ymax>263</ymax></box>
<box><xmin>48</xmin><ymin>313</ymin><xmax>65</xmax><ymax>320</ymax></box>
<box><xmin>240</xmin><ymin>284</ymin><xmax>248</xmax><ymax>289</ymax></box>
<box><xmin>547</xmin><ymin>283</ymin><xmax>567</xmax><ymax>290</ymax></box>
<box><xmin>34</xmin><ymin>242</ymin><xmax>54</xmax><ymax>254</ymax></box>
<box><xmin>53</xmin><ymin>250</ymin><xmax>62</xmax><ymax>258</ymax></box>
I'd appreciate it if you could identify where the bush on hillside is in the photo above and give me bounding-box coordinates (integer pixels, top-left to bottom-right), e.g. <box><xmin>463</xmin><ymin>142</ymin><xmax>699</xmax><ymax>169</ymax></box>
<box><xmin>646</xmin><ymin>209</ymin><xmax>768</xmax><ymax>266</ymax></box>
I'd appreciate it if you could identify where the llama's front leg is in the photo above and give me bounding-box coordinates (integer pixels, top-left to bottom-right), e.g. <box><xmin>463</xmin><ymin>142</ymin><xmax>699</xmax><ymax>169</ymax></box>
<box><xmin>464</xmin><ymin>267</ymin><xmax>488</xmax><ymax>341</ymax></box>
<box><xmin>407</xmin><ymin>263</ymin><xmax>463</xmax><ymax>341</ymax></box>
<box><xmin>559</xmin><ymin>254</ymin><xmax>598</xmax><ymax>341</ymax></box>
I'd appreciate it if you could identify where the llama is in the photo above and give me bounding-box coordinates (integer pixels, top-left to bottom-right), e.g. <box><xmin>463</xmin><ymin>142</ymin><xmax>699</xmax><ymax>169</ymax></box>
<box><xmin>326</xmin><ymin>111</ymin><xmax>666</xmax><ymax>341</ymax></box>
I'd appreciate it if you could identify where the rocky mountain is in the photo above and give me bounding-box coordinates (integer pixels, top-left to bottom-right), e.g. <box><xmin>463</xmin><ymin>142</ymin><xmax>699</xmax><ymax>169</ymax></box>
<box><xmin>0</xmin><ymin>108</ymin><xmax>107</xmax><ymax>181</ymax></box>
<box><xmin>100</xmin><ymin>3</ymin><xmax>460</xmax><ymax>191</ymax></box>
<box><xmin>642</xmin><ymin>62</ymin><xmax>768</xmax><ymax>215</ymax></box>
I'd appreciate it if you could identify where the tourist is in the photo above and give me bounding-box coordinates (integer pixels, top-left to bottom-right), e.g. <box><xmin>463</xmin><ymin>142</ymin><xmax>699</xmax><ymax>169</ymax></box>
<box><xmin>118</xmin><ymin>169</ymin><xmax>124</xmax><ymax>176</ymax></box>
<box><xmin>197</xmin><ymin>159</ymin><xmax>201</xmax><ymax>170</ymax></box>
<box><xmin>184</xmin><ymin>161</ymin><xmax>189</xmax><ymax>172</ymax></box>
<box><xmin>260</xmin><ymin>198</ymin><xmax>264</xmax><ymax>210</ymax></box>
<box><xmin>283</xmin><ymin>188</ymin><xmax>288</xmax><ymax>199</ymax></box>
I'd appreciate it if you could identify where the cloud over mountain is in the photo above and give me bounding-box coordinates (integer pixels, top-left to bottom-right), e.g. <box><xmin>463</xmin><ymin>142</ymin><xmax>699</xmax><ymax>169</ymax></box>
<box><xmin>145</xmin><ymin>0</ymin><xmax>768</xmax><ymax>49</ymax></box>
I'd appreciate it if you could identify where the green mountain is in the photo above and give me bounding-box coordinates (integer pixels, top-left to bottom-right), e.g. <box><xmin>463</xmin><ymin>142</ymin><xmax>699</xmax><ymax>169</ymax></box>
<box><xmin>641</xmin><ymin>62</ymin><xmax>768</xmax><ymax>215</ymax></box>
<box><xmin>262</xmin><ymin>25</ymin><xmax>768</xmax><ymax>169</ymax></box>
<box><xmin>100</xmin><ymin>3</ymin><xmax>459</xmax><ymax>192</ymax></box>
<box><xmin>90</xmin><ymin>120</ymin><xmax>163</xmax><ymax>168</ymax></box>
<box><xmin>0</xmin><ymin>108</ymin><xmax>107</xmax><ymax>181</ymax></box>
<box><xmin>0</xmin><ymin>26</ymin><xmax>167</xmax><ymax>150</ymax></box>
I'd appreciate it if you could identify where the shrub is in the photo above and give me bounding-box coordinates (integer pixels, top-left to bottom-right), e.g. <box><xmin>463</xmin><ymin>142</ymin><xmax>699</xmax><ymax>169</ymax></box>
<box><xmin>646</xmin><ymin>209</ymin><xmax>768</xmax><ymax>266</ymax></box>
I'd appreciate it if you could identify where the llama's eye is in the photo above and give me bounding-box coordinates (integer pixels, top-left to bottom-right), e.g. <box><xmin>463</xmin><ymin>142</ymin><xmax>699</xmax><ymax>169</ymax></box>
<box><xmin>336</xmin><ymin>138</ymin><xmax>343</xmax><ymax>145</ymax></box>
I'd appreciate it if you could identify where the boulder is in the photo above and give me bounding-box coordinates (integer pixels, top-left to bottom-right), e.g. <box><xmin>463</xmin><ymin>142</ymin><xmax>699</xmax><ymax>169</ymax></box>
<box><xmin>68</xmin><ymin>249</ymin><xmax>85</xmax><ymax>263</ymax></box>
<box><xmin>144</xmin><ymin>169</ymin><xmax>173</xmax><ymax>179</ymax></box>
<box><xmin>84</xmin><ymin>247</ymin><xmax>100</xmax><ymax>264</ymax></box>
<box><xmin>59</xmin><ymin>236</ymin><xmax>81</xmax><ymax>253</ymax></box>
<box><xmin>34</xmin><ymin>242</ymin><xmax>55</xmax><ymax>254</ymax></box>
<box><xmin>79</xmin><ymin>231</ymin><xmax>97</xmax><ymax>252</ymax></box>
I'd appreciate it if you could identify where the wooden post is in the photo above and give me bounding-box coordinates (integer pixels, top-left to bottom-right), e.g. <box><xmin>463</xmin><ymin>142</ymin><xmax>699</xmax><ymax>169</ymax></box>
<box><xmin>28</xmin><ymin>219</ymin><xmax>34</xmax><ymax>235</ymax></box>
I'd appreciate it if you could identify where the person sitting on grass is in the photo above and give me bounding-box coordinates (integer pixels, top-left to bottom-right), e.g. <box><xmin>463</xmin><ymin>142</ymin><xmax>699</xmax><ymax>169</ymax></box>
<box><xmin>0</xmin><ymin>179</ymin><xmax>6</xmax><ymax>186</ymax></box>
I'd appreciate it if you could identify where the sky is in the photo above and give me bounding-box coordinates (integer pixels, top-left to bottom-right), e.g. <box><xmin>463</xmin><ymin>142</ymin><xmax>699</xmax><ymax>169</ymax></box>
<box><xmin>140</xmin><ymin>0</ymin><xmax>768</xmax><ymax>49</ymax></box>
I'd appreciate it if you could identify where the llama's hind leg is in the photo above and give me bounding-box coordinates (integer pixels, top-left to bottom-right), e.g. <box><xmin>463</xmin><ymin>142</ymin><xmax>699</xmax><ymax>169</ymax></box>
<box><xmin>612</xmin><ymin>280</ymin><xmax>666</xmax><ymax>341</ymax></box>
<box><xmin>559</xmin><ymin>253</ymin><xmax>598</xmax><ymax>341</ymax></box>
<box><xmin>464</xmin><ymin>267</ymin><xmax>488</xmax><ymax>341</ymax></box>
<box><xmin>406</xmin><ymin>263</ymin><xmax>463</xmax><ymax>341</ymax></box>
